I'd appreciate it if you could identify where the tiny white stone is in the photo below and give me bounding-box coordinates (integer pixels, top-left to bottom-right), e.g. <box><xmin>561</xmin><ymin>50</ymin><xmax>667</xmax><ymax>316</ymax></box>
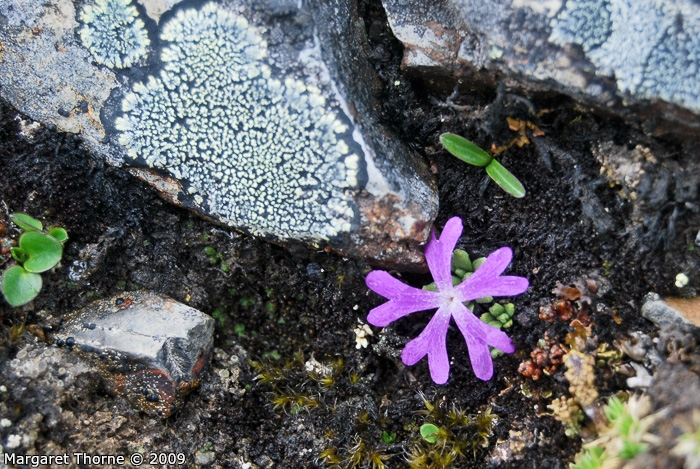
<box><xmin>5</xmin><ymin>434</ymin><xmax>21</xmax><ymax>449</ymax></box>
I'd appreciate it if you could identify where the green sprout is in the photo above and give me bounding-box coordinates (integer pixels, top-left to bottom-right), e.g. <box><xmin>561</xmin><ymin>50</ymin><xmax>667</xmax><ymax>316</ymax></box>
<box><xmin>571</xmin><ymin>446</ymin><xmax>606</xmax><ymax>469</ymax></box>
<box><xmin>420</xmin><ymin>423</ymin><xmax>441</xmax><ymax>444</ymax></box>
<box><xmin>440</xmin><ymin>133</ymin><xmax>526</xmax><ymax>198</ymax></box>
<box><xmin>2</xmin><ymin>213</ymin><xmax>68</xmax><ymax>307</ymax></box>
<box><xmin>381</xmin><ymin>431</ymin><xmax>397</xmax><ymax>445</ymax></box>
<box><xmin>570</xmin><ymin>395</ymin><xmax>659</xmax><ymax>469</ymax></box>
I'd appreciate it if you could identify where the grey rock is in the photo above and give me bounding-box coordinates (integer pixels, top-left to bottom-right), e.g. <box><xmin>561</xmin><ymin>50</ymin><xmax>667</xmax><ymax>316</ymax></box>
<box><xmin>53</xmin><ymin>291</ymin><xmax>214</xmax><ymax>416</ymax></box>
<box><xmin>641</xmin><ymin>292</ymin><xmax>692</xmax><ymax>327</ymax></box>
<box><xmin>0</xmin><ymin>0</ymin><xmax>119</xmax><ymax>162</ymax></box>
<box><xmin>0</xmin><ymin>0</ymin><xmax>437</xmax><ymax>268</ymax></box>
<box><xmin>195</xmin><ymin>451</ymin><xmax>216</xmax><ymax>466</ymax></box>
<box><xmin>382</xmin><ymin>0</ymin><xmax>700</xmax><ymax>133</ymax></box>
<box><xmin>4</xmin><ymin>339</ymin><xmax>98</xmax><ymax>452</ymax></box>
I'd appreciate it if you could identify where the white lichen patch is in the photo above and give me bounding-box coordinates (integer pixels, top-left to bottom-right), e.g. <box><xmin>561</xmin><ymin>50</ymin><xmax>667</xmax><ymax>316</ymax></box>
<box><xmin>549</xmin><ymin>0</ymin><xmax>700</xmax><ymax>111</ymax></box>
<box><xmin>79</xmin><ymin>0</ymin><xmax>150</xmax><ymax>69</ymax></box>
<box><xmin>116</xmin><ymin>2</ymin><xmax>360</xmax><ymax>240</ymax></box>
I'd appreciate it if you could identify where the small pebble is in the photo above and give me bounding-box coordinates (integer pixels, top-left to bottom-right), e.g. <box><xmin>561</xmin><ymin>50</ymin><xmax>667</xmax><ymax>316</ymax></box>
<box><xmin>6</xmin><ymin>434</ymin><xmax>21</xmax><ymax>449</ymax></box>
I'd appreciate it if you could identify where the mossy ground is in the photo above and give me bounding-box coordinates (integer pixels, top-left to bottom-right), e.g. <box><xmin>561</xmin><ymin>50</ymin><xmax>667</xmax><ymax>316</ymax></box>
<box><xmin>0</xmin><ymin>0</ymin><xmax>698</xmax><ymax>467</ymax></box>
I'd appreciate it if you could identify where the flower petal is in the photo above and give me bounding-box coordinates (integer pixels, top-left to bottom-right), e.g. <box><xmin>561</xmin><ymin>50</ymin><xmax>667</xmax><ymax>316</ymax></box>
<box><xmin>457</xmin><ymin>275</ymin><xmax>530</xmax><ymax>302</ymax></box>
<box><xmin>424</xmin><ymin>217</ymin><xmax>463</xmax><ymax>291</ymax></box>
<box><xmin>366</xmin><ymin>271</ymin><xmax>439</xmax><ymax>327</ymax></box>
<box><xmin>451</xmin><ymin>302</ymin><xmax>514</xmax><ymax>380</ymax></box>
<box><xmin>401</xmin><ymin>307</ymin><xmax>452</xmax><ymax>384</ymax></box>
<box><xmin>455</xmin><ymin>247</ymin><xmax>528</xmax><ymax>301</ymax></box>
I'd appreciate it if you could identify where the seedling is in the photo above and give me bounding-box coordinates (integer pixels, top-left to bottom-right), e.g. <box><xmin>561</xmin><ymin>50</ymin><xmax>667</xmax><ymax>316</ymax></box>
<box><xmin>1</xmin><ymin>213</ymin><xmax>68</xmax><ymax>306</ymax></box>
<box><xmin>420</xmin><ymin>423</ymin><xmax>441</xmax><ymax>444</ymax></box>
<box><xmin>440</xmin><ymin>133</ymin><xmax>526</xmax><ymax>198</ymax></box>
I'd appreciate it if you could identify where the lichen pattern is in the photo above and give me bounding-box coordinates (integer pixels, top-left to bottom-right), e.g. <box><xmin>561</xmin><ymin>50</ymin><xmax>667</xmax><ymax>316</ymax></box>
<box><xmin>78</xmin><ymin>0</ymin><xmax>150</xmax><ymax>69</ymax></box>
<box><xmin>116</xmin><ymin>2</ymin><xmax>360</xmax><ymax>240</ymax></box>
<box><xmin>550</xmin><ymin>0</ymin><xmax>700</xmax><ymax>111</ymax></box>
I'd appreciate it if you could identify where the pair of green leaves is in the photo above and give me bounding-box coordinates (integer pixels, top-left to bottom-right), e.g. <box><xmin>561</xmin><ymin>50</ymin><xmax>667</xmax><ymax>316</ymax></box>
<box><xmin>440</xmin><ymin>133</ymin><xmax>526</xmax><ymax>198</ymax></box>
<box><xmin>2</xmin><ymin>214</ymin><xmax>68</xmax><ymax>307</ymax></box>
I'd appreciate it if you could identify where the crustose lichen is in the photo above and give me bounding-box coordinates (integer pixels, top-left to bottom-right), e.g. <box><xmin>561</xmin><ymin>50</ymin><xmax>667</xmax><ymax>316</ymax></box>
<box><xmin>115</xmin><ymin>2</ymin><xmax>362</xmax><ymax>241</ymax></box>
<box><xmin>78</xmin><ymin>0</ymin><xmax>150</xmax><ymax>69</ymax></box>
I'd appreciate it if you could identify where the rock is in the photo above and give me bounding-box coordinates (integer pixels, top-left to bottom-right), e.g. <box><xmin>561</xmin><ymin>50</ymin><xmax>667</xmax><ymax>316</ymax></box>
<box><xmin>53</xmin><ymin>291</ymin><xmax>215</xmax><ymax>416</ymax></box>
<box><xmin>5</xmin><ymin>339</ymin><xmax>97</xmax><ymax>451</ymax></box>
<box><xmin>195</xmin><ymin>451</ymin><xmax>216</xmax><ymax>466</ymax></box>
<box><xmin>641</xmin><ymin>292</ymin><xmax>694</xmax><ymax>328</ymax></box>
<box><xmin>0</xmin><ymin>0</ymin><xmax>437</xmax><ymax>268</ymax></box>
<box><xmin>382</xmin><ymin>0</ymin><xmax>700</xmax><ymax>135</ymax></box>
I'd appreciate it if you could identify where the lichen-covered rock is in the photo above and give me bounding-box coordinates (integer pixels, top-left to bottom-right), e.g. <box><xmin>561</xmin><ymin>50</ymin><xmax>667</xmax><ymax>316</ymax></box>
<box><xmin>382</xmin><ymin>0</ymin><xmax>700</xmax><ymax>133</ymax></box>
<box><xmin>0</xmin><ymin>0</ymin><xmax>437</xmax><ymax>268</ymax></box>
<box><xmin>0</xmin><ymin>0</ymin><xmax>118</xmax><ymax>158</ymax></box>
<box><xmin>550</xmin><ymin>0</ymin><xmax>700</xmax><ymax>114</ymax></box>
<box><xmin>78</xmin><ymin>0</ymin><xmax>151</xmax><ymax>69</ymax></box>
<box><xmin>53</xmin><ymin>291</ymin><xmax>214</xmax><ymax>416</ymax></box>
<box><xmin>115</xmin><ymin>3</ymin><xmax>361</xmax><ymax>242</ymax></box>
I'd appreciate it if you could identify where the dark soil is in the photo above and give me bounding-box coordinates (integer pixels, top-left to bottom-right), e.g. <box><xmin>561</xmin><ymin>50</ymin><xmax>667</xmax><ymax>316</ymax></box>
<box><xmin>0</xmin><ymin>0</ymin><xmax>699</xmax><ymax>468</ymax></box>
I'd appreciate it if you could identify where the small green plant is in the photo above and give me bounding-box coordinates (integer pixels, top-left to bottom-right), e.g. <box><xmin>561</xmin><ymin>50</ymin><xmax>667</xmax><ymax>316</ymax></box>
<box><xmin>480</xmin><ymin>303</ymin><xmax>515</xmax><ymax>329</ymax></box>
<box><xmin>570</xmin><ymin>395</ymin><xmax>659</xmax><ymax>469</ymax></box>
<box><xmin>1</xmin><ymin>213</ymin><xmax>68</xmax><ymax>307</ymax></box>
<box><xmin>420</xmin><ymin>423</ymin><xmax>441</xmax><ymax>444</ymax></box>
<box><xmin>571</xmin><ymin>446</ymin><xmax>606</xmax><ymax>469</ymax></box>
<box><xmin>406</xmin><ymin>398</ymin><xmax>497</xmax><ymax>469</ymax></box>
<box><xmin>380</xmin><ymin>431</ymin><xmax>397</xmax><ymax>445</ymax></box>
<box><xmin>204</xmin><ymin>245</ymin><xmax>229</xmax><ymax>272</ymax></box>
<box><xmin>440</xmin><ymin>133</ymin><xmax>526</xmax><ymax>198</ymax></box>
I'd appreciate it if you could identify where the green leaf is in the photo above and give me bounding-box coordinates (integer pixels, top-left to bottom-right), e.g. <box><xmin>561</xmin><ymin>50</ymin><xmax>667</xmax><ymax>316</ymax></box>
<box><xmin>451</xmin><ymin>249</ymin><xmax>472</xmax><ymax>272</ymax></box>
<box><xmin>420</xmin><ymin>423</ymin><xmax>440</xmax><ymax>444</ymax></box>
<box><xmin>19</xmin><ymin>232</ymin><xmax>63</xmax><ymax>273</ymax></box>
<box><xmin>2</xmin><ymin>265</ymin><xmax>42</xmax><ymax>306</ymax></box>
<box><xmin>11</xmin><ymin>247</ymin><xmax>27</xmax><ymax>264</ymax></box>
<box><xmin>485</xmin><ymin>159</ymin><xmax>526</xmax><ymax>198</ymax></box>
<box><xmin>472</xmin><ymin>257</ymin><xmax>487</xmax><ymax>270</ymax></box>
<box><xmin>48</xmin><ymin>227</ymin><xmax>68</xmax><ymax>244</ymax></box>
<box><xmin>10</xmin><ymin>213</ymin><xmax>42</xmax><ymax>232</ymax></box>
<box><xmin>440</xmin><ymin>133</ymin><xmax>493</xmax><ymax>167</ymax></box>
<box><xmin>480</xmin><ymin>313</ymin><xmax>495</xmax><ymax>323</ymax></box>
<box><xmin>489</xmin><ymin>303</ymin><xmax>505</xmax><ymax>315</ymax></box>
<box><xmin>572</xmin><ymin>446</ymin><xmax>606</xmax><ymax>469</ymax></box>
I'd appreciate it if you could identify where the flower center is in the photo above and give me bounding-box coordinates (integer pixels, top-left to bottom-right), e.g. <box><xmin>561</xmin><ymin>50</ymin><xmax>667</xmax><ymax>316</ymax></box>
<box><xmin>439</xmin><ymin>288</ymin><xmax>459</xmax><ymax>306</ymax></box>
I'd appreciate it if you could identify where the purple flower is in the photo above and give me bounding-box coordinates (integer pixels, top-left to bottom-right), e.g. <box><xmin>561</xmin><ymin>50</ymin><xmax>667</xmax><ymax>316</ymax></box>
<box><xmin>365</xmin><ymin>217</ymin><xmax>529</xmax><ymax>384</ymax></box>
